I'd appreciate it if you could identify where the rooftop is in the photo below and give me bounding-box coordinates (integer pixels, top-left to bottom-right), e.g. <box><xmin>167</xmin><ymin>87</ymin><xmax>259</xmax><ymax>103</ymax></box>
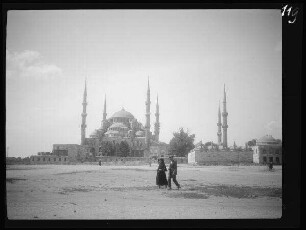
<box><xmin>111</xmin><ymin>108</ymin><xmax>134</xmax><ymax>119</ymax></box>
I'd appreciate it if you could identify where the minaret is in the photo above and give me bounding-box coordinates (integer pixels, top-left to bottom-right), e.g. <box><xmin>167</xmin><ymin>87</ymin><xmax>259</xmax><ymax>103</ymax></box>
<box><xmin>217</xmin><ymin>101</ymin><xmax>222</xmax><ymax>145</ymax></box>
<box><xmin>145</xmin><ymin>77</ymin><xmax>151</xmax><ymax>148</ymax></box>
<box><xmin>101</xmin><ymin>94</ymin><xmax>107</xmax><ymax>128</ymax></box>
<box><xmin>103</xmin><ymin>94</ymin><xmax>107</xmax><ymax>121</ymax></box>
<box><xmin>222</xmin><ymin>84</ymin><xmax>228</xmax><ymax>148</ymax></box>
<box><xmin>81</xmin><ymin>79</ymin><xmax>87</xmax><ymax>145</ymax></box>
<box><xmin>154</xmin><ymin>95</ymin><xmax>160</xmax><ymax>142</ymax></box>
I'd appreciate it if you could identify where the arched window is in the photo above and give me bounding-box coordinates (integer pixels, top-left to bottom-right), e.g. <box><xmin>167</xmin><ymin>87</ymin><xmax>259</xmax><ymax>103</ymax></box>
<box><xmin>276</xmin><ymin>157</ymin><xmax>280</xmax><ymax>164</ymax></box>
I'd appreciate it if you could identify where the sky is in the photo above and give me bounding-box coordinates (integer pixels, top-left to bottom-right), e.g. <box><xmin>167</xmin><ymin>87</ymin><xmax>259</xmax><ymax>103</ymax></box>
<box><xmin>6</xmin><ymin>10</ymin><xmax>282</xmax><ymax>157</ymax></box>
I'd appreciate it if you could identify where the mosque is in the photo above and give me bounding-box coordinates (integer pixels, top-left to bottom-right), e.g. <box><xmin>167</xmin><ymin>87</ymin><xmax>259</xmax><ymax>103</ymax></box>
<box><xmin>29</xmin><ymin>78</ymin><xmax>167</xmax><ymax>164</ymax></box>
<box><xmin>80</xmin><ymin>78</ymin><xmax>167</xmax><ymax>158</ymax></box>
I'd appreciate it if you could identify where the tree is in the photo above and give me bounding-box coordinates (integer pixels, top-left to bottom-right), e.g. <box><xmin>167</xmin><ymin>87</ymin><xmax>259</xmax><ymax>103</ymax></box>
<box><xmin>168</xmin><ymin>128</ymin><xmax>195</xmax><ymax>157</ymax></box>
<box><xmin>204</xmin><ymin>141</ymin><xmax>212</xmax><ymax>147</ymax></box>
<box><xmin>117</xmin><ymin>141</ymin><xmax>130</xmax><ymax>157</ymax></box>
<box><xmin>275</xmin><ymin>139</ymin><xmax>282</xmax><ymax>144</ymax></box>
<box><xmin>100</xmin><ymin>141</ymin><xmax>115</xmax><ymax>156</ymax></box>
<box><xmin>23</xmin><ymin>157</ymin><xmax>30</xmax><ymax>164</ymax></box>
<box><xmin>247</xmin><ymin>139</ymin><xmax>257</xmax><ymax>147</ymax></box>
<box><xmin>236</xmin><ymin>146</ymin><xmax>243</xmax><ymax>151</ymax></box>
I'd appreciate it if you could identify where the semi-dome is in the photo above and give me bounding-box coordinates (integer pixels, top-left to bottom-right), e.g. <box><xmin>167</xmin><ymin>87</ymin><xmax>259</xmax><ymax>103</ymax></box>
<box><xmin>111</xmin><ymin>108</ymin><xmax>134</xmax><ymax>119</ymax></box>
<box><xmin>135</xmin><ymin>130</ymin><xmax>145</xmax><ymax>137</ymax></box>
<box><xmin>109</xmin><ymin>122</ymin><xmax>128</xmax><ymax>129</ymax></box>
<box><xmin>105</xmin><ymin>130</ymin><xmax>119</xmax><ymax>134</ymax></box>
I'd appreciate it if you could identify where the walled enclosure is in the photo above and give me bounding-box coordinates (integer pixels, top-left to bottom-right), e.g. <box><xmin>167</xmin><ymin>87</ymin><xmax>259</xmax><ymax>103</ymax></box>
<box><xmin>188</xmin><ymin>150</ymin><xmax>253</xmax><ymax>165</ymax></box>
<box><xmin>96</xmin><ymin>156</ymin><xmax>187</xmax><ymax>164</ymax></box>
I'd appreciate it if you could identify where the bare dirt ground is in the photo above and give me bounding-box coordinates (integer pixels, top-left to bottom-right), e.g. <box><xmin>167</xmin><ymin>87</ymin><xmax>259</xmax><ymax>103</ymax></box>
<box><xmin>6</xmin><ymin>164</ymin><xmax>282</xmax><ymax>219</ymax></box>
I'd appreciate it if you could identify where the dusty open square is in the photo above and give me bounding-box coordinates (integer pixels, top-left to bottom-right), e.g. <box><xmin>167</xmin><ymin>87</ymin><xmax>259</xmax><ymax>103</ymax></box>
<box><xmin>6</xmin><ymin>164</ymin><xmax>282</xmax><ymax>219</ymax></box>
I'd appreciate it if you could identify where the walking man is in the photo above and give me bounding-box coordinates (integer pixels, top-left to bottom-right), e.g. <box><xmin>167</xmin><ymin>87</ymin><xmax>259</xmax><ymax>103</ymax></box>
<box><xmin>167</xmin><ymin>155</ymin><xmax>181</xmax><ymax>190</ymax></box>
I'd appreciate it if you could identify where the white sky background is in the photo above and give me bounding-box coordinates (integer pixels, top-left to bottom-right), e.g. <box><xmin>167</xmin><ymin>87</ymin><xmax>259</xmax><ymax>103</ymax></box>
<box><xmin>6</xmin><ymin>10</ymin><xmax>282</xmax><ymax>157</ymax></box>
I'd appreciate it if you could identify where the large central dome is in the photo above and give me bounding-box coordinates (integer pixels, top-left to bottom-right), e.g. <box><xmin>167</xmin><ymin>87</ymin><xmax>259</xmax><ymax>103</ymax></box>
<box><xmin>111</xmin><ymin>108</ymin><xmax>134</xmax><ymax>119</ymax></box>
<box><xmin>258</xmin><ymin>135</ymin><xmax>276</xmax><ymax>143</ymax></box>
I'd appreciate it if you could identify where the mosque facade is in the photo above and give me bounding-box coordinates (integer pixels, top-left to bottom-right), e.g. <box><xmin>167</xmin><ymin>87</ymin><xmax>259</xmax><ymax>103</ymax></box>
<box><xmin>81</xmin><ymin>79</ymin><xmax>168</xmax><ymax>158</ymax></box>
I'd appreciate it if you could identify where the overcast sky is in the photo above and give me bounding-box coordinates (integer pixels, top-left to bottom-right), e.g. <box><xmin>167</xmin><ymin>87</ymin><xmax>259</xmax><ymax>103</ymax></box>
<box><xmin>6</xmin><ymin>10</ymin><xmax>282</xmax><ymax>157</ymax></box>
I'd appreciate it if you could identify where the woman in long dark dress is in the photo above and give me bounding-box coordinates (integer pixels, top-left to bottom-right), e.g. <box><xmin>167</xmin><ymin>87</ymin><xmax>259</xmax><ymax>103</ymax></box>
<box><xmin>156</xmin><ymin>158</ymin><xmax>168</xmax><ymax>188</ymax></box>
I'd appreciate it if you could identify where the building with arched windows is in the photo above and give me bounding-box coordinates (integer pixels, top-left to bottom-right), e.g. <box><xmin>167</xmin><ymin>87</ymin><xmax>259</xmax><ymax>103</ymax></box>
<box><xmin>252</xmin><ymin>135</ymin><xmax>282</xmax><ymax>165</ymax></box>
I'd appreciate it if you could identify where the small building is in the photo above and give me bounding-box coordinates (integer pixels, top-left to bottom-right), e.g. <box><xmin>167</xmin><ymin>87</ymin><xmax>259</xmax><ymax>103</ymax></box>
<box><xmin>252</xmin><ymin>135</ymin><xmax>282</xmax><ymax>165</ymax></box>
<box><xmin>30</xmin><ymin>144</ymin><xmax>92</xmax><ymax>164</ymax></box>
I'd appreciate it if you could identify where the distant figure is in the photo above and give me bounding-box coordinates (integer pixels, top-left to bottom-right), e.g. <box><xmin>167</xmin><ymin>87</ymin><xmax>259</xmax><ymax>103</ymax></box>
<box><xmin>268</xmin><ymin>161</ymin><xmax>273</xmax><ymax>171</ymax></box>
<box><xmin>99</xmin><ymin>160</ymin><xmax>101</xmax><ymax>166</ymax></box>
<box><xmin>167</xmin><ymin>155</ymin><xmax>181</xmax><ymax>190</ymax></box>
<box><xmin>156</xmin><ymin>158</ymin><xmax>168</xmax><ymax>189</ymax></box>
<box><xmin>149</xmin><ymin>158</ymin><xmax>152</xmax><ymax>167</ymax></box>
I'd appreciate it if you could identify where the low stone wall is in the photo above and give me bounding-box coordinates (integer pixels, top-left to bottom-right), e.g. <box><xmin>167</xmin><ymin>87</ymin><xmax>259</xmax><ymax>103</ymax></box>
<box><xmin>94</xmin><ymin>157</ymin><xmax>149</xmax><ymax>166</ymax></box>
<box><xmin>29</xmin><ymin>155</ymin><xmax>69</xmax><ymax>164</ymax></box>
<box><xmin>162</xmin><ymin>157</ymin><xmax>188</xmax><ymax>164</ymax></box>
<box><xmin>97</xmin><ymin>156</ymin><xmax>149</xmax><ymax>162</ymax></box>
<box><xmin>95</xmin><ymin>156</ymin><xmax>188</xmax><ymax>165</ymax></box>
<box><xmin>188</xmin><ymin>150</ymin><xmax>253</xmax><ymax>165</ymax></box>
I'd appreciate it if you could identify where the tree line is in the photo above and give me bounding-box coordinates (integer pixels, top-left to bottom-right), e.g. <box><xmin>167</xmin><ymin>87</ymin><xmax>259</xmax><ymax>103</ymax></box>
<box><xmin>99</xmin><ymin>141</ymin><xmax>132</xmax><ymax>157</ymax></box>
<box><xmin>6</xmin><ymin>157</ymin><xmax>31</xmax><ymax>165</ymax></box>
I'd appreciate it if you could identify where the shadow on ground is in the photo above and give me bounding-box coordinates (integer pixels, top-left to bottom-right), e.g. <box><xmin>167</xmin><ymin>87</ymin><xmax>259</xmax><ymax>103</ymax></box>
<box><xmin>55</xmin><ymin>170</ymin><xmax>95</xmax><ymax>175</ymax></box>
<box><xmin>180</xmin><ymin>184</ymin><xmax>282</xmax><ymax>199</ymax></box>
<box><xmin>56</xmin><ymin>183</ymin><xmax>282</xmax><ymax>200</ymax></box>
<box><xmin>6</xmin><ymin>178</ymin><xmax>27</xmax><ymax>183</ymax></box>
<box><xmin>111</xmin><ymin>168</ymin><xmax>154</xmax><ymax>172</ymax></box>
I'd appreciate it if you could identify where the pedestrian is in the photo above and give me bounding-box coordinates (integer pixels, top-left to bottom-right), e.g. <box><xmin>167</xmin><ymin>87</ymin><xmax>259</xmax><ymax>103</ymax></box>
<box><xmin>269</xmin><ymin>161</ymin><xmax>273</xmax><ymax>171</ymax></box>
<box><xmin>167</xmin><ymin>155</ymin><xmax>181</xmax><ymax>190</ymax></box>
<box><xmin>156</xmin><ymin>158</ymin><xmax>168</xmax><ymax>189</ymax></box>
